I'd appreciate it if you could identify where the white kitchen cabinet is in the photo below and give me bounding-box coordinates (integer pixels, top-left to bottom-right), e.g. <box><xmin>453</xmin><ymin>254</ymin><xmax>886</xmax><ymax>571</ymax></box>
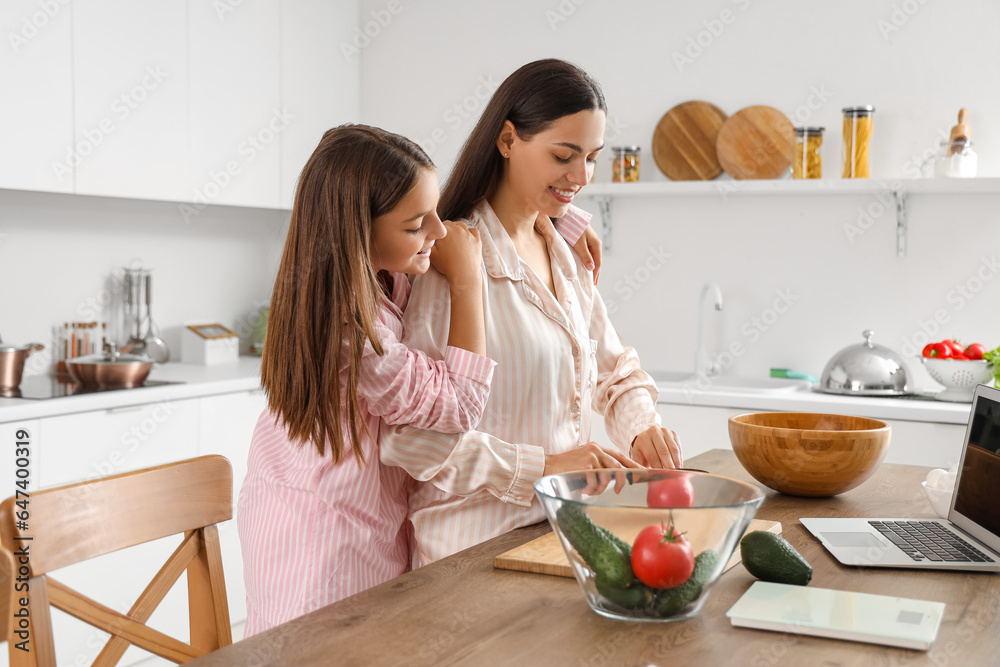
<box><xmin>0</xmin><ymin>2</ymin><xmax>74</xmax><ymax>193</ymax></box>
<box><xmin>71</xmin><ymin>0</ymin><xmax>188</xmax><ymax>201</ymax></box>
<box><xmin>197</xmin><ymin>388</ymin><xmax>268</xmax><ymax>634</ymax></box>
<box><xmin>280</xmin><ymin>0</ymin><xmax>361</xmax><ymax>208</ymax></box>
<box><xmin>189</xmin><ymin>0</ymin><xmax>282</xmax><ymax>210</ymax></box>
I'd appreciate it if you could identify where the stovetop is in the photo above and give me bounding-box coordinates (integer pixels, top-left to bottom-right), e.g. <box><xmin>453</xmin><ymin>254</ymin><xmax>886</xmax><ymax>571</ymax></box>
<box><xmin>3</xmin><ymin>374</ymin><xmax>184</xmax><ymax>400</ymax></box>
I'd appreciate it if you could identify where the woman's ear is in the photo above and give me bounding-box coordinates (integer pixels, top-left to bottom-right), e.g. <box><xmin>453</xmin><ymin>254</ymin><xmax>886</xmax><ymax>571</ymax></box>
<box><xmin>496</xmin><ymin>120</ymin><xmax>516</xmax><ymax>158</ymax></box>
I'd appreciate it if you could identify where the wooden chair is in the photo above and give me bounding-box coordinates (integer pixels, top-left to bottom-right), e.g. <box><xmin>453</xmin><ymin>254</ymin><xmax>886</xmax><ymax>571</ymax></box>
<box><xmin>0</xmin><ymin>455</ymin><xmax>233</xmax><ymax>666</ymax></box>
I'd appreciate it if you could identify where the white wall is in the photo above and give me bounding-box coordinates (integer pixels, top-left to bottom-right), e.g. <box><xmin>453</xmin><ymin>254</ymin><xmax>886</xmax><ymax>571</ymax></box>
<box><xmin>0</xmin><ymin>188</ymin><xmax>288</xmax><ymax>375</ymax></box>
<box><xmin>360</xmin><ymin>0</ymin><xmax>1000</xmax><ymax>390</ymax></box>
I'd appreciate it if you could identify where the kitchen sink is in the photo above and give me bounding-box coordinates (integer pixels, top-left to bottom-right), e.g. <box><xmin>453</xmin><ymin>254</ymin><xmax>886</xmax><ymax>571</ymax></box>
<box><xmin>648</xmin><ymin>371</ymin><xmax>811</xmax><ymax>394</ymax></box>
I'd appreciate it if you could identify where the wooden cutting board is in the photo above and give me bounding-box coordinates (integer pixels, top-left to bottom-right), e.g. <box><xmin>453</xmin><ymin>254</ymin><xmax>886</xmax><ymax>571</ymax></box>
<box><xmin>494</xmin><ymin>519</ymin><xmax>781</xmax><ymax>578</ymax></box>
<box><xmin>715</xmin><ymin>105</ymin><xmax>795</xmax><ymax>180</ymax></box>
<box><xmin>651</xmin><ymin>101</ymin><xmax>728</xmax><ymax>181</ymax></box>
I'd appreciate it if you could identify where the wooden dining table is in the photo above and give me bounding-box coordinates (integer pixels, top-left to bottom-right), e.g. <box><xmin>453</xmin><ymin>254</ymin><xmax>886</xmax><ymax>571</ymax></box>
<box><xmin>190</xmin><ymin>449</ymin><xmax>1000</xmax><ymax>666</ymax></box>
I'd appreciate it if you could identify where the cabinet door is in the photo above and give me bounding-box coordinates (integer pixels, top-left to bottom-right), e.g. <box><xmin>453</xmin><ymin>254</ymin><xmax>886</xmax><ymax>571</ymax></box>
<box><xmin>881</xmin><ymin>418</ymin><xmax>967</xmax><ymax>468</ymax></box>
<box><xmin>72</xmin><ymin>0</ymin><xmax>188</xmax><ymax>201</ymax></box>
<box><xmin>280</xmin><ymin>0</ymin><xmax>360</xmax><ymax>208</ymax></box>
<box><xmin>189</xmin><ymin>0</ymin><xmax>282</xmax><ymax>210</ymax></box>
<box><xmin>0</xmin><ymin>2</ymin><xmax>73</xmax><ymax>193</ymax></box>
<box><xmin>34</xmin><ymin>399</ymin><xmax>199</xmax><ymax>667</ymax></box>
<box><xmin>197</xmin><ymin>389</ymin><xmax>268</xmax><ymax>632</ymax></box>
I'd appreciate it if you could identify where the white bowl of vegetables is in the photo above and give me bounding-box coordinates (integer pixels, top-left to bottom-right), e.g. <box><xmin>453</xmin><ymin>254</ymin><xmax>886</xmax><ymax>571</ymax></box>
<box><xmin>920</xmin><ymin>340</ymin><xmax>997</xmax><ymax>402</ymax></box>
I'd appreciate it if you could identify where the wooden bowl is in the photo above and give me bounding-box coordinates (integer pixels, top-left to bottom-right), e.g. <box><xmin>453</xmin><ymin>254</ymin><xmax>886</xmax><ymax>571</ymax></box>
<box><xmin>728</xmin><ymin>412</ymin><xmax>891</xmax><ymax>497</ymax></box>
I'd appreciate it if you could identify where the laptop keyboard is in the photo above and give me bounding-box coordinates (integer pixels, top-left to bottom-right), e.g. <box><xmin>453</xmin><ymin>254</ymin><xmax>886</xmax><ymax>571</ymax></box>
<box><xmin>869</xmin><ymin>520</ymin><xmax>995</xmax><ymax>563</ymax></box>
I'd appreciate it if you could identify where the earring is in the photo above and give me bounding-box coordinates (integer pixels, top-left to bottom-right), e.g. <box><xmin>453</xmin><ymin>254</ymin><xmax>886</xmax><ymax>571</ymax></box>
<box><xmin>503</xmin><ymin>152</ymin><xmax>508</xmax><ymax>157</ymax></box>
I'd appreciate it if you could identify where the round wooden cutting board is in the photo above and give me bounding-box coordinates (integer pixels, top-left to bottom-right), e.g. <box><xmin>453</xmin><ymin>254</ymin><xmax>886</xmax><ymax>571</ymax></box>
<box><xmin>715</xmin><ymin>105</ymin><xmax>795</xmax><ymax>180</ymax></box>
<box><xmin>651</xmin><ymin>101</ymin><xmax>728</xmax><ymax>181</ymax></box>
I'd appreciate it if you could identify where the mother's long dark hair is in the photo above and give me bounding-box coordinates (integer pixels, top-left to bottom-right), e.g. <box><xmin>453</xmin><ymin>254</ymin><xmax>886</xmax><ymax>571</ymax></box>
<box><xmin>438</xmin><ymin>59</ymin><xmax>606</xmax><ymax>222</ymax></box>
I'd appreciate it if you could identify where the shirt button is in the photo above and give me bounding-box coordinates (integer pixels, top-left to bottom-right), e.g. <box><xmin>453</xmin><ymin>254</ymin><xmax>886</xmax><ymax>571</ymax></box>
<box><xmin>572</xmin><ymin>346</ymin><xmax>580</xmax><ymax>357</ymax></box>
<box><xmin>570</xmin><ymin>401</ymin><xmax>580</xmax><ymax>414</ymax></box>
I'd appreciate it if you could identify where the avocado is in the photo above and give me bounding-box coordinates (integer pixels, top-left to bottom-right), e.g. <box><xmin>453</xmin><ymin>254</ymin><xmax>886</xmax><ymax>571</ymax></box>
<box><xmin>740</xmin><ymin>530</ymin><xmax>812</xmax><ymax>586</ymax></box>
<box><xmin>556</xmin><ymin>503</ymin><xmax>633</xmax><ymax>589</ymax></box>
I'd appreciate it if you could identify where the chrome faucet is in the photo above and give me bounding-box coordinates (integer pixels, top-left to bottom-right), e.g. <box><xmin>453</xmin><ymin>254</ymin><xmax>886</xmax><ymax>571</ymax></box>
<box><xmin>695</xmin><ymin>282</ymin><xmax>724</xmax><ymax>378</ymax></box>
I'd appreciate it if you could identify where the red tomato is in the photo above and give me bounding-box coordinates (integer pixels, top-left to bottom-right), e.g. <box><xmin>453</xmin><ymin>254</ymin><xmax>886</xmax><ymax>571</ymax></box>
<box><xmin>631</xmin><ymin>523</ymin><xmax>695</xmax><ymax>589</ymax></box>
<box><xmin>931</xmin><ymin>343</ymin><xmax>953</xmax><ymax>359</ymax></box>
<box><xmin>942</xmin><ymin>339</ymin><xmax>965</xmax><ymax>356</ymax></box>
<box><xmin>965</xmin><ymin>343</ymin><xmax>986</xmax><ymax>361</ymax></box>
<box><xmin>953</xmin><ymin>354</ymin><xmax>970</xmax><ymax>361</ymax></box>
<box><xmin>646</xmin><ymin>477</ymin><xmax>695</xmax><ymax>508</ymax></box>
<box><xmin>922</xmin><ymin>343</ymin><xmax>936</xmax><ymax>358</ymax></box>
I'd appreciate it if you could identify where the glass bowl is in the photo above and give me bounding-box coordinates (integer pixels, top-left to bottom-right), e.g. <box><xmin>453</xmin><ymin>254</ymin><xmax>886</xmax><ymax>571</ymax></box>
<box><xmin>534</xmin><ymin>469</ymin><xmax>764</xmax><ymax>622</ymax></box>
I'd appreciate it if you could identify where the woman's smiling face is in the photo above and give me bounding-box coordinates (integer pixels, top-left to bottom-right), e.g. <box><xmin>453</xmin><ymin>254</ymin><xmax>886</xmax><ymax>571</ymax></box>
<box><xmin>501</xmin><ymin>109</ymin><xmax>606</xmax><ymax>218</ymax></box>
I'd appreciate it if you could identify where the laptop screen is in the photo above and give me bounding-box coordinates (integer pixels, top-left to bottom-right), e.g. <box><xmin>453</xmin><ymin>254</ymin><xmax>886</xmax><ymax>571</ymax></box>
<box><xmin>953</xmin><ymin>386</ymin><xmax>1000</xmax><ymax>539</ymax></box>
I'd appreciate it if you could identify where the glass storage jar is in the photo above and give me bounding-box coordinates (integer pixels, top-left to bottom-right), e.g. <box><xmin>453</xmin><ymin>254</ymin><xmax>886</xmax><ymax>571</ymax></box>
<box><xmin>792</xmin><ymin>127</ymin><xmax>824</xmax><ymax>179</ymax></box>
<box><xmin>611</xmin><ymin>146</ymin><xmax>640</xmax><ymax>183</ymax></box>
<box><xmin>842</xmin><ymin>106</ymin><xmax>875</xmax><ymax>178</ymax></box>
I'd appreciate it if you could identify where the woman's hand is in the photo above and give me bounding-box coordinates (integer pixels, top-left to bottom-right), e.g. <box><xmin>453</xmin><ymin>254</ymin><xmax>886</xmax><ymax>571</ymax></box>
<box><xmin>544</xmin><ymin>442</ymin><xmax>640</xmax><ymax>475</ymax></box>
<box><xmin>630</xmin><ymin>426</ymin><xmax>683</xmax><ymax>469</ymax></box>
<box><xmin>571</xmin><ymin>225</ymin><xmax>603</xmax><ymax>285</ymax></box>
<box><xmin>430</xmin><ymin>220</ymin><xmax>482</xmax><ymax>290</ymax></box>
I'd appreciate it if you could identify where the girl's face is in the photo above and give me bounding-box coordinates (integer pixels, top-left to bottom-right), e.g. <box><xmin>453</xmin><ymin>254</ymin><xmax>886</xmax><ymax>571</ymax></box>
<box><xmin>371</xmin><ymin>168</ymin><xmax>446</xmax><ymax>275</ymax></box>
<box><xmin>501</xmin><ymin>109</ymin><xmax>606</xmax><ymax>218</ymax></box>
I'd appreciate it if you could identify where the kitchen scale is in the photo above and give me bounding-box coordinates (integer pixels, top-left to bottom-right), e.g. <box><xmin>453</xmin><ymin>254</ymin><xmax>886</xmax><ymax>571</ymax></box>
<box><xmin>4</xmin><ymin>374</ymin><xmax>183</xmax><ymax>400</ymax></box>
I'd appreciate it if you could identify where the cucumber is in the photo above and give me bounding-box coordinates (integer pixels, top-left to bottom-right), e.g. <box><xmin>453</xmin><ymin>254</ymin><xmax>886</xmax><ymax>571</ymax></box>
<box><xmin>740</xmin><ymin>531</ymin><xmax>812</xmax><ymax>586</ymax></box>
<box><xmin>654</xmin><ymin>549</ymin><xmax>719</xmax><ymax>618</ymax></box>
<box><xmin>556</xmin><ymin>503</ymin><xmax>633</xmax><ymax>589</ymax></box>
<box><xmin>595</xmin><ymin>575</ymin><xmax>656</xmax><ymax>610</ymax></box>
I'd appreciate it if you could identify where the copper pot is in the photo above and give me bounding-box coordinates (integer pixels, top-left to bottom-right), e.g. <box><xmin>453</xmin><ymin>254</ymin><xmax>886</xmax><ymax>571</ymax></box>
<box><xmin>67</xmin><ymin>341</ymin><xmax>153</xmax><ymax>389</ymax></box>
<box><xmin>0</xmin><ymin>336</ymin><xmax>45</xmax><ymax>391</ymax></box>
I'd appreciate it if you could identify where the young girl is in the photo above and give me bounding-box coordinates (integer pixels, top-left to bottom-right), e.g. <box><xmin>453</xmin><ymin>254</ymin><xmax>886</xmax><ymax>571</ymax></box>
<box><xmin>237</xmin><ymin>124</ymin><xmax>599</xmax><ymax>635</ymax></box>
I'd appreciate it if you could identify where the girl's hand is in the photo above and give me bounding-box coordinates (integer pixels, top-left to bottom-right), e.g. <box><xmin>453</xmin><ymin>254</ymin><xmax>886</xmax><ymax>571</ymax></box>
<box><xmin>571</xmin><ymin>225</ymin><xmax>603</xmax><ymax>285</ymax></box>
<box><xmin>430</xmin><ymin>220</ymin><xmax>482</xmax><ymax>288</ymax></box>
<box><xmin>543</xmin><ymin>442</ymin><xmax>641</xmax><ymax>477</ymax></box>
<box><xmin>630</xmin><ymin>426</ymin><xmax>683</xmax><ymax>469</ymax></box>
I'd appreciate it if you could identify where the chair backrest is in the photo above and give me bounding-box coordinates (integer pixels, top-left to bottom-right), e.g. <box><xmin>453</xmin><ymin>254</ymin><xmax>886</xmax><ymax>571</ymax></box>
<box><xmin>0</xmin><ymin>455</ymin><xmax>234</xmax><ymax>666</ymax></box>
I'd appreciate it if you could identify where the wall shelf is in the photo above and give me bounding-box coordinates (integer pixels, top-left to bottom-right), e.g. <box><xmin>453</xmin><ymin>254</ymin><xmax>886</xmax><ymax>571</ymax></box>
<box><xmin>583</xmin><ymin>177</ymin><xmax>1000</xmax><ymax>256</ymax></box>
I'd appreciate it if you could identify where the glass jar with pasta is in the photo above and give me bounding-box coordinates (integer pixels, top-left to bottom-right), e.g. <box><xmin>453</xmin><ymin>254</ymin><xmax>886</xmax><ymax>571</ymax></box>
<box><xmin>793</xmin><ymin>127</ymin><xmax>824</xmax><ymax>179</ymax></box>
<box><xmin>611</xmin><ymin>146</ymin><xmax>640</xmax><ymax>183</ymax></box>
<box><xmin>842</xmin><ymin>106</ymin><xmax>875</xmax><ymax>178</ymax></box>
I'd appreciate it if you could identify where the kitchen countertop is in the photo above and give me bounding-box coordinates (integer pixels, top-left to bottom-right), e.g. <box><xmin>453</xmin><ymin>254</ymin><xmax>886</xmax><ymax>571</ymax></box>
<box><xmin>655</xmin><ymin>380</ymin><xmax>973</xmax><ymax>425</ymax></box>
<box><xmin>187</xmin><ymin>449</ymin><xmax>1000</xmax><ymax>666</ymax></box>
<box><xmin>0</xmin><ymin>358</ymin><xmax>973</xmax><ymax>426</ymax></box>
<box><xmin>0</xmin><ymin>356</ymin><xmax>262</xmax><ymax>422</ymax></box>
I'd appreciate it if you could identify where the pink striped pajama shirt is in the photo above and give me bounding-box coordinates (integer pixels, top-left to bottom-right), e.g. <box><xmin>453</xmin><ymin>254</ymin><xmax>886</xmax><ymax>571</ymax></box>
<box><xmin>381</xmin><ymin>201</ymin><xmax>662</xmax><ymax>567</ymax></box>
<box><xmin>236</xmin><ymin>272</ymin><xmax>496</xmax><ymax>636</ymax></box>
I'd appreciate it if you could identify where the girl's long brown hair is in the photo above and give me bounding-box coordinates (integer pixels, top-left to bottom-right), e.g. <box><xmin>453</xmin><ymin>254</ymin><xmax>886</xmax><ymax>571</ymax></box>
<box><xmin>438</xmin><ymin>59</ymin><xmax>607</xmax><ymax>222</ymax></box>
<box><xmin>263</xmin><ymin>124</ymin><xmax>433</xmax><ymax>464</ymax></box>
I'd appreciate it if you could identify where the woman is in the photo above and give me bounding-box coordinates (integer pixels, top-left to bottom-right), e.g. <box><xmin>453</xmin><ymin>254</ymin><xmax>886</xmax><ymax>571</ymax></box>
<box><xmin>380</xmin><ymin>59</ymin><xmax>683</xmax><ymax>567</ymax></box>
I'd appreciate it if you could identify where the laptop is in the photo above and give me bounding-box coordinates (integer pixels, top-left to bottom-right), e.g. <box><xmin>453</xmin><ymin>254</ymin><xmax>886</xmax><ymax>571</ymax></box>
<box><xmin>801</xmin><ymin>383</ymin><xmax>1000</xmax><ymax>572</ymax></box>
